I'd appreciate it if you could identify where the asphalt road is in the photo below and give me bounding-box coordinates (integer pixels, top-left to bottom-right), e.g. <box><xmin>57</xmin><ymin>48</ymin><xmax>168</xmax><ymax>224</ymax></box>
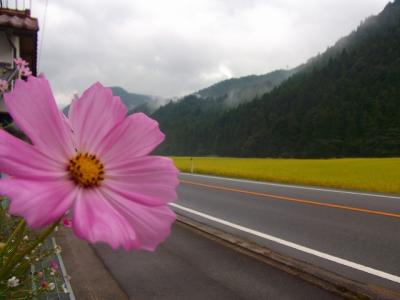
<box><xmin>173</xmin><ymin>173</ymin><xmax>400</xmax><ymax>292</ymax></box>
<box><xmin>95</xmin><ymin>223</ymin><xmax>339</xmax><ymax>300</ymax></box>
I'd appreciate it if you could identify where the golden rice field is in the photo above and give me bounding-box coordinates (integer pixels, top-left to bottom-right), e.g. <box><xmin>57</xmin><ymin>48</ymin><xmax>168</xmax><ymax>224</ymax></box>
<box><xmin>172</xmin><ymin>157</ymin><xmax>400</xmax><ymax>195</ymax></box>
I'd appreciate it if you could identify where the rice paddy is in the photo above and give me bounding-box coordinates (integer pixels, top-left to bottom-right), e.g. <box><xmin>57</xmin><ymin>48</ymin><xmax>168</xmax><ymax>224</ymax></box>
<box><xmin>172</xmin><ymin>157</ymin><xmax>400</xmax><ymax>195</ymax></box>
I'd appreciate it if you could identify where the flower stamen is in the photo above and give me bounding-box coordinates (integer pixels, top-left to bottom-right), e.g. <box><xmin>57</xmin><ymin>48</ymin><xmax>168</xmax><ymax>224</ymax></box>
<box><xmin>67</xmin><ymin>153</ymin><xmax>104</xmax><ymax>187</ymax></box>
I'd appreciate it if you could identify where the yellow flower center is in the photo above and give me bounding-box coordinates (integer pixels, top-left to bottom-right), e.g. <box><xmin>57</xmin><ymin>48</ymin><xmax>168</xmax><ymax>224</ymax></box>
<box><xmin>67</xmin><ymin>153</ymin><xmax>105</xmax><ymax>187</ymax></box>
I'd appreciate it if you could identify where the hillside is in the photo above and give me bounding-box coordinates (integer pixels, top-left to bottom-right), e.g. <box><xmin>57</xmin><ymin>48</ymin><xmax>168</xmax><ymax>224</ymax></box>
<box><xmin>153</xmin><ymin>0</ymin><xmax>400</xmax><ymax>158</ymax></box>
<box><xmin>196</xmin><ymin>69</ymin><xmax>295</xmax><ymax>107</ymax></box>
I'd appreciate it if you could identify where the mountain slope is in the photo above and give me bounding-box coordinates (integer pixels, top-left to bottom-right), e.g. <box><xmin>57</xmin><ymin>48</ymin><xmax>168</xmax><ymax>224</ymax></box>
<box><xmin>110</xmin><ymin>87</ymin><xmax>157</xmax><ymax>112</ymax></box>
<box><xmin>154</xmin><ymin>0</ymin><xmax>400</xmax><ymax>158</ymax></box>
<box><xmin>197</xmin><ymin>69</ymin><xmax>295</xmax><ymax>107</ymax></box>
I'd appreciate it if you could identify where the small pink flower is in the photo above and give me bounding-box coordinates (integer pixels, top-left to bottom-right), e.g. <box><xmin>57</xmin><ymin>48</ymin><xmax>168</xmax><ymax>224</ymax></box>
<box><xmin>37</xmin><ymin>271</ymin><xmax>44</xmax><ymax>278</ymax></box>
<box><xmin>19</xmin><ymin>66</ymin><xmax>32</xmax><ymax>77</ymax></box>
<box><xmin>0</xmin><ymin>79</ymin><xmax>8</xmax><ymax>93</ymax></box>
<box><xmin>50</xmin><ymin>260</ymin><xmax>59</xmax><ymax>270</ymax></box>
<box><xmin>14</xmin><ymin>57</ymin><xmax>28</xmax><ymax>68</ymax></box>
<box><xmin>13</xmin><ymin>58</ymin><xmax>32</xmax><ymax>78</ymax></box>
<box><xmin>0</xmin><ymin>76</ymin><xmax>178</xmax><ymax>251</ymax></box>
<box><xmin>63</xmin><ymin>218</ymin><xmax>72</xmax><ymax>227</ymax></box>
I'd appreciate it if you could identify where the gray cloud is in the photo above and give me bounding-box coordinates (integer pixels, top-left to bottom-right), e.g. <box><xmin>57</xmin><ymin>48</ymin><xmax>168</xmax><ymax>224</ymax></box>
<box><xmin>31</xmin><ymin>0</ymin><xmax>389</xmax><ymax>107</ymax></box>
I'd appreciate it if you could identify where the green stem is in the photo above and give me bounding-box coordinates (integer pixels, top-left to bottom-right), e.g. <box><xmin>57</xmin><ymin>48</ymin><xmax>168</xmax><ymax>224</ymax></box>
<box><xmin>0</xmin><ymin>220</ymin><xmax>59</xmax><ymax>280</ymax></box>
<box><xmin>1</xmin><ymin>219</ymin><xmax>25</xmax><ymax>253</ymax></box>
<box><xmin>0</xmin><ymin>219</ymin><xmax>26</xmax><ymax>267</ymax></box>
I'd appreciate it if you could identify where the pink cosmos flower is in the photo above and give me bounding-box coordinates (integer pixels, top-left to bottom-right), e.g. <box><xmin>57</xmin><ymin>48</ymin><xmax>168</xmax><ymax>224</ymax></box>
<box><xmin>62</xmin><ymin>217</ymin><xmax>72</xmax><ymax>228</ymax></box>
<box><xmin>50</xmin><ymin>260</ymin><xmax>59</xmax><ymax>273</ymax></box>
<box><xmin>13</xmin><ymin>58</ymin><xmax>32</xmax><ymax>77</ymax></box>
<box><xmin>0</xmin><ymin>76</ymin><xmax>179</xmax><ymax>251</ymax></box>
<box><xmin>13</xmin><ymin>57</ymin><xmax>28</xmax><ymax>68</ymax></box>
<box><xmin>50</xmin><ymin>260</ymin><xmax>59</xmax><ymax>269</ymax></box>
<box><xmin>0</xmin><ymin>79</ymin><xmax>8</xmax><ymax>93</ymax></box>
<box><xmin>18</xmin><ymin>66</ymin><xmax>32</xmax><ymax>77</ymax></box>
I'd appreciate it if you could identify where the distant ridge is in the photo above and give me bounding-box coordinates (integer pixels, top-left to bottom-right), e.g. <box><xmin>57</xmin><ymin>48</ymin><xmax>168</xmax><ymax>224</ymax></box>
<box><xmin>110</xmin><ymin>87</ymin><xmax>157</xmax><ymax>113</ymax></box>
<box><xmin>62</xmin><ymin>87</ymin><xmax>159</xmax><ymax>115</ymax></box>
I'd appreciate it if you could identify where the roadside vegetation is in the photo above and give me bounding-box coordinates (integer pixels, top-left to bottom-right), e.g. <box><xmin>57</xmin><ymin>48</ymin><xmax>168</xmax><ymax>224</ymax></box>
<box><xmin>172</xmin><ymin>157</ymin><xmax>400</xmax><ymax>195</ymax></box>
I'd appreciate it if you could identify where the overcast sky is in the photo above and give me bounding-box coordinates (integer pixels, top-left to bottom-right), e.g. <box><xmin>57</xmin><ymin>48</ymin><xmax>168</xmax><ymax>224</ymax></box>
<box><xmin>30</xmin><ymin>0</ymin><xmax>390</xmax><ymax>107</ymax></box>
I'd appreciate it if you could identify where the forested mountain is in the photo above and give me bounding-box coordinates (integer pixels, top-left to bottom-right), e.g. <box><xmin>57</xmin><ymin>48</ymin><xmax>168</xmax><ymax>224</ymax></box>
<box><xmin>153</xmin><ymin>0</ymin><xmax>400</xmax><ymax>158</ymax></box>
<box><xmin>153</xmin><ymin>95</ymin><xmax>225</xmax><ymax>155</ymax></box>
<box><xmin>196</xmin><ymin>69</ymin><xmax>295</xmax><ymax>107</ymax></box>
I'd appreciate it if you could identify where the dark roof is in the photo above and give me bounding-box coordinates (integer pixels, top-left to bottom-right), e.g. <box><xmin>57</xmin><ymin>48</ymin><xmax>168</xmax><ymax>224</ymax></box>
<box><xmin>0</xmin><ymin>8</ymin><xmax>38</xmax><ymax>31</ymax></box>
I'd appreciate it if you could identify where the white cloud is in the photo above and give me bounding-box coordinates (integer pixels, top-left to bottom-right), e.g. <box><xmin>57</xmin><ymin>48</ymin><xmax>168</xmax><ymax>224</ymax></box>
<box><xmin>31</xmin><ymin>0</ymin><xmax>390</xmax><ymax>107</ymax></box>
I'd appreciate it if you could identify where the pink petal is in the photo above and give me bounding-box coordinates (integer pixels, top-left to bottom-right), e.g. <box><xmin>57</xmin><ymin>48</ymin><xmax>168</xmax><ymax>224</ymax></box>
<box><xmin>0</xmin><ymin>179</ymin><xmax>76</xmax><ymax>228</ymax></box>
<box><xmin>107</xmin><ymin>192</ymin><xmax>176</xmax><ymax>251</ymax></box>
<box><xmin>72</xmin><ymin>188</ymin><xmax>138</xmax><ymax>250</ymax></box>
<box><xmin>3</xmin><ymin>76</ymin><xmax>75</xmax><ymax>161</ymax></box>
<box><xmin>96</xmin><ymin>113</ymin><xmax>165</xmax><ymax>164</ymax></box>
<box><xmin>0</xmin><ymin>129</ymin><xmax>66</xmax><ymax>180</ymax></box>
<box><xmin>103</xmin><ymin>156</ymin><xmax>179</xmax><ymax>206</ymax></box>
<box><xmin>72</xmin><ymin>187</ymin><xmax>175</xmax><ymax>251</ymax></box>
<box><xmin>68</xmin><ymin>83</ymin><xmax>127</xmax><ymax>153</ymax></box>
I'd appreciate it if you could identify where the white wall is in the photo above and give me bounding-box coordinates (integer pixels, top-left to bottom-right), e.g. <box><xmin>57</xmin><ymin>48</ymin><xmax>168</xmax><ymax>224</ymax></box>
<box><xmin>0</xmin><ymin>32</ymin><xmax>13</xmax><ymax>65</ymax></box>
<box><xmin>12</xmin><ymin>36</ymin><xmax>20</xmax><ymax>59</ymax></box>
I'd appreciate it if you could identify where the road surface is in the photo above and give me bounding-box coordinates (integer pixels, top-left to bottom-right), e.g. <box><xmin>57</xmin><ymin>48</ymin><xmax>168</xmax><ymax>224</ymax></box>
<box><xmin>95</xmin><ymin>223</ymin><xmax>339</xmax><ymax>299</ymax></box>
<box><xmin>173</xmin><ymin>173</ymin><xmax>400</xmax><ymax>292</ymax></box>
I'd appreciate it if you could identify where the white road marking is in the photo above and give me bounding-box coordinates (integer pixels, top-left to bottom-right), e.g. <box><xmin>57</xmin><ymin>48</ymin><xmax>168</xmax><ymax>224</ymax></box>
<box><xmin>181</xmin><ymin>173</ymin><xmax>400</xmax><ymax>199</ymax></box>
<box><xmin>171</xmin><ymin>202</ymin><xmax>400</xmax><ymax>284</ymax></box>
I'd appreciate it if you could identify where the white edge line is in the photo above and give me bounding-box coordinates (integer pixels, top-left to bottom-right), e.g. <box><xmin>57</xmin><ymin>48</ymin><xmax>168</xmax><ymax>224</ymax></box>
<box><xmin>170</xmin><ymin>203</ymin><xmax>400</xmax><ymax>284</ymax></box>
<box><xmin>181</xmin><ymin>172</ymin><xmax>400</xmax><ymax>200</ymax></box>
<box><xmin>52</xmin><ymin>237</ymin><xmax>76</xmax><ymax>300</ymax></box>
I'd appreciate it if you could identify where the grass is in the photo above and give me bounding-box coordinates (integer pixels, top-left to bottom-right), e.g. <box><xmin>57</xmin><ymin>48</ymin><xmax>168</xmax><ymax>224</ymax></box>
<box><xmin>172</xmin><ymin>157</ymin><xmax>400</xmax><ymax>195</ymax></box>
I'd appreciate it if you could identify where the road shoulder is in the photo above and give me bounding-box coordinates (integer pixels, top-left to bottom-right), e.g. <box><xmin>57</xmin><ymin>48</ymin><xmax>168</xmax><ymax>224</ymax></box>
<box><xmin>55</xmin><ymin>228</ymin><xmax>128</xmax><ymax>300</ymax></box>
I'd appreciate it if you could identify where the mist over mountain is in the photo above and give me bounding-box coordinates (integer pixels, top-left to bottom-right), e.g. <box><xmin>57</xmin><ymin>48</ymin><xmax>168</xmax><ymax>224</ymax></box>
<box><xmin>110</xmin><ymin>87</ymin><xmax>166</xmax><ymax>114</ymax></box>
<box><xmin>196</xmin><ymin>69</ymin><xmax>296</xmax><ymax>107</ymax></box>
<box><xmin>110</xmin><ymin>87</ymin><xmax>154</xmax><ymax>110</ymax></box>
<box><xmin>132</xmin><ymin>67</ymin><xmax>296</xmax><ymax>115</ymax></box>
<box><xmin>153</xmin><ymin>0</ymin><xmax>400</xmax><ymax>158</ymax></box>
